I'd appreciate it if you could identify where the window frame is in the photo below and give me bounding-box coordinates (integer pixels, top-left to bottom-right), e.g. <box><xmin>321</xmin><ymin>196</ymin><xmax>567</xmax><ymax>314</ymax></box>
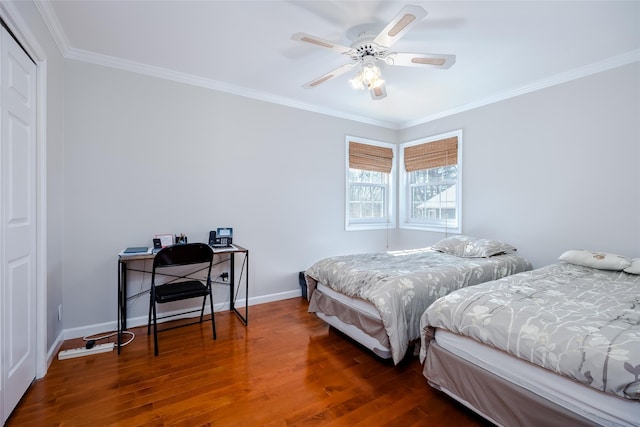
<box><xmin>345</xmin><ymin>136</ymin><xmax>396</xmax><ymax>231</ymax></box>
<box><xmin>398</xmin><ymin>130</ymin><xmax>463</xmax><ymax>234</ymax></box>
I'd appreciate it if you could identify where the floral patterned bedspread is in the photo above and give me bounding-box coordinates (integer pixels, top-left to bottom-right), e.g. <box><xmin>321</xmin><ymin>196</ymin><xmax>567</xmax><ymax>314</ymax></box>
<box><xmin>305</xmin><ymin>248</ymin><xmax>532</xmax><ymax>364</ymax></box>
<box><xmin>420</xmin><ymin>262</ymin><xmax>640</xmax><ymax>400</ymax></box>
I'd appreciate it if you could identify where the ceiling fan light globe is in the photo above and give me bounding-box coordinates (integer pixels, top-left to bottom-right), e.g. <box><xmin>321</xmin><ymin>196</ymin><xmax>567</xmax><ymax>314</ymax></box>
<box><xmin>360</xmin><ymin>63</ymin><xmax>383</xmax><ymax>89</ymax></box>
<box><xmin>349</xmin><ymin>77</ymin><xmax>364</xmax><ymax>90</ymax></box>
<box><xmin>370</xmin><ymin>78</ymin><xmax>385</xmax><ymax>89</ymax></box>
<box><xmin>362</xmin><ymin>65</ymin><xmax>378</xmax><ymax>79</ymax></box>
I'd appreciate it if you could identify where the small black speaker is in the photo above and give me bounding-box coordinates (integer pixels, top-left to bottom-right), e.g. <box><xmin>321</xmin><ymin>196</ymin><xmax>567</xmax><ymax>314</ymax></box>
<box><xmin>208</xmin><ymin>230</ymin><xmax>216</xmax><ymax>246</ymax></box>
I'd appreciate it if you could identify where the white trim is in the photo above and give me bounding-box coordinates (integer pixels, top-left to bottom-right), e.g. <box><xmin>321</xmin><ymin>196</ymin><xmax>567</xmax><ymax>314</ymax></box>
<box><xmin>69</xmin><ymin>46</ymin><xmax>397</xmax><ymax>129</ymax></box>
<box><xmin>0</xmin><ymin>0</ymin><xmax>49</xmax><ymax>379</ymax></box>
<box><xmin>398</xmin><ymin>129</ymin><xmax>463</xmax><ymax>234</ymax></box>
<box><xmin>47</xmin><ymin>331</ymin><xmax>64</xmax><ymax>369</ymax></box>
<box><xmin>61</xmin><ymin>47</ymin><xmax>640</xmax><ymax>132</ymax></box>
<box><xmin>35</xmin><ymin>60</ymin><xmax>48</xmax><ymax>380</ymax></box>
<box><xmin>401</xmin><ymin>49</ymin><xmax>640</xmax><ymax>129</ymax></box>
<box><xmin>66</xmin><ymin>47</ymin><xmax>640</xmax><ymax>131</ymax></box>
<box><xmin>32</xmin><ymin>0</ymin><xmax>69</xmax><ymax>54</ymax></box>
<box><xmin>71</xmin><ymin>47</ymin><xmax>640</xmax><ymax>132</ymax></box>
<box><xmin>33</xmin><ymin>1</ymin><xmax>397</xmax><ymax>130</ymax></box>
<box><xmin>60</xmin><ymin>290</ymin><xmax>301</xmax><ymax>341</ymax></box>
<box><xmin>69</xmin><ymin>47</ymin><xmax>395</xmax><ymax>129</ymax></box>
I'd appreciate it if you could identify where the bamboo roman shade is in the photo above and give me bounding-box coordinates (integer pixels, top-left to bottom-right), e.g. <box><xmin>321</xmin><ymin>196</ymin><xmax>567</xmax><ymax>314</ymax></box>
<box><xmin>349</xmin><ymin>141</ymin><xmax>394</xmax><ymax>174</ymax></box>
<box><xmin>404</xmin><ymin>136</ymin><xmax>458</xmax><ymax>172</ymax></box>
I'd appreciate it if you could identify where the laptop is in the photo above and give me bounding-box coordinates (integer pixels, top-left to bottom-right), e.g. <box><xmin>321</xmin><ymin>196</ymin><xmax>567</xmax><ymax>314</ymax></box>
<box><xmin>123</xmin><ymin>247</ymin><xmax>148</xmax><ymax>254</ymax></box>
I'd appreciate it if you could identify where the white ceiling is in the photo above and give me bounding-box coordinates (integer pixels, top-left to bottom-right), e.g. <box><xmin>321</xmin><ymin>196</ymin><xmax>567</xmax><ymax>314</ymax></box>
<box><xmin>38</xmin><ymin>1</ymin><xmax>640</xmax><ymax>129</ymax></box>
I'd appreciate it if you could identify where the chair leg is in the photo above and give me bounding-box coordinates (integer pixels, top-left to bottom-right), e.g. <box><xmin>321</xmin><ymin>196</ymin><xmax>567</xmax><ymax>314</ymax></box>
<box><xmin>147</xmin><ymin>292</ymin><xmax>153</xmax><ymax>336</ymax></box>
<box><xmin>152</xmin><ymin>301</ymin><xmax>159</xmax><ymax>356</ymax></box>
<box><xmin>199</xmin><ymin>296</ymin><xmax>206</xmax><ymax>323</ymax></box>
<box><xmin>209</xmin><ymin>289</ymin><xmax>216</xmax><ymax>340</ymax></box>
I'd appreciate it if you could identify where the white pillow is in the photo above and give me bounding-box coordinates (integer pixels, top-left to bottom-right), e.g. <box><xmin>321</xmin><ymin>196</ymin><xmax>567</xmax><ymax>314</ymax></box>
<box><xmin>433</xmin><ymin>235</ymin><xmax>517</xmax><ymax>258</ymax></box>
<box><xmin>558</xmin><ymin>250</ymin><xmax>631</xmax><ymax>271</ymax></box>
<box><xmin>624</xmin><ymin>258</ymin><xmax>640</xmax><ymax>275</ymax></box>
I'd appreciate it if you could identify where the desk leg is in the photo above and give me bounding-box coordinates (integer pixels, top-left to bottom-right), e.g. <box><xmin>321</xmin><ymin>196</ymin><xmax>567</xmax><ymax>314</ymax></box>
<box><xmin>244</xmin><ymin>251</ymin><xmax>248</xmax><ymax>324</ymax></box>
<box><xmin>122</xmin><ymin>261</ymin><xmax>127</xmax><ymax>330</ymax></box>
<box><xmin>117</xmin><ymin>259</ymin><xmax>128</xmax><ymax>355</ymax></box>
<box><xmin>229</xmin><ymin>251</ymin><xmax>248</xmax><ymax>325</ymax></box>
<box><xmin>117</xmin><ymin>260</ymin><xmax>122</xmax><ymax>354</ymax></box>
<box><xmin>229</xmin><ymin>253</ymin><xmax>235</xmax><ymax>311</ymax></box>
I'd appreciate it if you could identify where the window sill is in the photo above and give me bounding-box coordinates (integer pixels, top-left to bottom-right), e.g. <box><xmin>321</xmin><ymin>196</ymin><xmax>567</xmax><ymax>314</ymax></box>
<box><xmin>399</xmin><ymin>223</ymin><xmax>461</xmax><ymax>234</ymax></box>
<box><xmin>346</xmin><ymin>222</ymin><xmax>396</xmax><ymax>231</ymax></box>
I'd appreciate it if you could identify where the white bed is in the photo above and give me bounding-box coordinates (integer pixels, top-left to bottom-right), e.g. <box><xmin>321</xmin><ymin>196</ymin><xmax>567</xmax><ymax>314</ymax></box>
<box><xmin>420</xmin><ymin>251</ymin><xmax>640</xmax><ymax>426</ymax></box>
<box><xmin>304</xmin><ymin>236</ymin><xmax>532</xmax><ymax>364</ymax></box>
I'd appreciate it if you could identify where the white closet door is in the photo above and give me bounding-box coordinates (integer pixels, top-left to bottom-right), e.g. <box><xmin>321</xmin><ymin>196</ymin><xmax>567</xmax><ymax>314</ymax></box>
<box><xmin>1</xmin><ymin>26</ymin><xmax>37</xmax><ymax>424</ymax></box>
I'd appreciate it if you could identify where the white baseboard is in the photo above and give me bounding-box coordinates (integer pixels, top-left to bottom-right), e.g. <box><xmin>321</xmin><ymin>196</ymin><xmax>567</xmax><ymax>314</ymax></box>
<box><xmin>42</xmin><ymin>330</ymin><xmax>66</xmax><ymax>378</ymax></box>
<box><xmin>55</xmin><ymin>289</ymin><xmax>301</xmax><ymax>342</ymax></box>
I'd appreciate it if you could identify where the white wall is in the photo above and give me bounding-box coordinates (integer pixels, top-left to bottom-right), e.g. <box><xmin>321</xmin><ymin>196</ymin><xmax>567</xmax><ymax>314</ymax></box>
<box><xmin>63</xmin><ymin>57</ymin><xmax>639</xmax><ymax>335</ymax></box>
<box><xmin>398</xmin><ymin>63</ymin><xmax>640</xmax><ymax>268</ymax></box>
<box><xmin>63</xmin><ymin>60</ymin><xmax>397</xmax><ymax>330</ymax></box>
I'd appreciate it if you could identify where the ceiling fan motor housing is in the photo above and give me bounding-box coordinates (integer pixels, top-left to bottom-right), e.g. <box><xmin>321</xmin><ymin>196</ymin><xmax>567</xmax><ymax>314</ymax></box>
<box><xmin>349</xmin><ymin>34</ymin><xmax>388</xmax><ymax>63</ymax></box>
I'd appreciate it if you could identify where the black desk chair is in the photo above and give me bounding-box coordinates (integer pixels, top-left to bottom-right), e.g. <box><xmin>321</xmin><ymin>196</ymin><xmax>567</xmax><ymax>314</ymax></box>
<box><xmin>148</xmin><ymin>243</ymin><xmax>216</xmax><ymax>356</ymax></box>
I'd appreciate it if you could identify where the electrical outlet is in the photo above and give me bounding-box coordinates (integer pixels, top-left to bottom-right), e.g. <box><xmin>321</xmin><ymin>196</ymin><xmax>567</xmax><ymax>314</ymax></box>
<box><xmin>58</xmin><ymin>304</ymin><xmax>62</xmax><ymax>321</ymax></box>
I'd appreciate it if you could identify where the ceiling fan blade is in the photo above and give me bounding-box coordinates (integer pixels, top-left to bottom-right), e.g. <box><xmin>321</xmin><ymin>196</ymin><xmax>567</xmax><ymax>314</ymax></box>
<box><xmin>387</xmin><ymin>52</ymin><xmax>456</xmax><ymax>69</ymax></box>
<box><xmin>291</xmin><ymin>32</ymin><xmax>352</xmax><ymax>54</ymax></box>
<box><xmin>303</xmin><ymin>63</ymin><xmax>356</xmax><ymax>89</ymax></box>
<box><xmin>370</xmin><ymin>82</ymin><xmax>387</xmax><ymax>100</ymax></box>
<box><xmin>373</xmin><ymin>5</ymin><xmax>427</xmax><ymax>48</ymax></box>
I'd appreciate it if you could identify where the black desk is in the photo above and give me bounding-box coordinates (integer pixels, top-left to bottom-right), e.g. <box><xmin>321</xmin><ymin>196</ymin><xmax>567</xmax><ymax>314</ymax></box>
<box><xmin>117</xmin><ymin>244</ymin><xmax>249</xmax><ymax>353</ymax></box>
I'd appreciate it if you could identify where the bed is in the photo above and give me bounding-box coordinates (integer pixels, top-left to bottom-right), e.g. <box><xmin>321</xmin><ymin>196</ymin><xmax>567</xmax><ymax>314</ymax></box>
<box><xmin>419</xmin><ymin>250</ymin><xmax>640</xmax><ymax>426</ymax></box>
<box><xmin>304</xmin><ymin>235</ymin><xmax>532</xmax><ymax>364</ymax></box>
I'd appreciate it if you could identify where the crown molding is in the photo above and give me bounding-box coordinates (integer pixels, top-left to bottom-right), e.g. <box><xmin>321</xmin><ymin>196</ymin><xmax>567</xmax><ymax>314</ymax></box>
<box><xmin>34</xmin><ymin>0</ymin><xmax>69</xmax><ymax>55</ymax></box>
<box><xmin>30</xmin><ymin>0</ymin><xmax>392</xmax><ymax>130</ymax></box>
<box><xmin>56</xmin><ymin>43</ymin><xmax>640</xmax><ymax>132</ymax></box>
<box><xmin>67</xmin><ymin>45</ymin><xmax>397</xmax><ymax>129</ymax></box>
<box><xmin>401</xmin><ymin>49</ymin><xmax>640</xmax><ymax>129</ymax></box>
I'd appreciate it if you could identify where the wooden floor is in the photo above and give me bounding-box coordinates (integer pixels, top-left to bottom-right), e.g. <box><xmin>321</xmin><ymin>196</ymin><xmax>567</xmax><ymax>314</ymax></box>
<box><xmin>7</xmin><ymin>298</ymin><xmax>491</xmax><ymax>426</ymax></box>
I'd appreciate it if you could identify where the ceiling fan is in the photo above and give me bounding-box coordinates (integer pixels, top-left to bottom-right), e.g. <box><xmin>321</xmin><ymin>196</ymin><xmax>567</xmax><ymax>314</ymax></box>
<box><xmin>291</xmin><ymin>5</ymin><xmax>456</xmax><ymax>100</ymax></box>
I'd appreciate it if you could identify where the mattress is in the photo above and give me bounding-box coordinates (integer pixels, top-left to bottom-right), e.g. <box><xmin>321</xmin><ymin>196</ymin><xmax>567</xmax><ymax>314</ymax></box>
<box><xmin>425</xmin><ymin>329</ymin><xmax>639</xmax><ymax>426</ymax></box>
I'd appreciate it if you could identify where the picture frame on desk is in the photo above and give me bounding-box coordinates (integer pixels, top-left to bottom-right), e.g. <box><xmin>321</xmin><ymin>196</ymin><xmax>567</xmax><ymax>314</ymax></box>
<box><xmin>155</xmin><ymin>234</ymin><xmax>173</xmax><ymax>248</ymax></box>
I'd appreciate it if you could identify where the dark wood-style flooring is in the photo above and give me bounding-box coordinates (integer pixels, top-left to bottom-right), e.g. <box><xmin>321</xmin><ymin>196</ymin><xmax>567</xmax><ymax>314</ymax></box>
<box><xmin>7</xmin><ymin>298</ymin><xmax>491</xmax><ymax>426</ymax></box>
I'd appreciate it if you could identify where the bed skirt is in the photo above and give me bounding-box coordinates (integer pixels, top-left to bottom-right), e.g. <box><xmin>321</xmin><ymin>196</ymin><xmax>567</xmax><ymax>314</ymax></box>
<box><xmin>424</xmin><ymin>341</ymin><xmax>604</xmax><ymax>427</ymax></box>
<box><xmin>308</xmin><ymin>283</ymin><xmax>391</xmax><ymax>358</ymax></box>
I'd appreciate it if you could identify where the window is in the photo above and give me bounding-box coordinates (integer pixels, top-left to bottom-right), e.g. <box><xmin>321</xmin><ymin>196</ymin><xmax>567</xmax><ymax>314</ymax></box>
<box><xmin>345</xmin><ymin>137</ymin><xmax>396</xmax><ymax>231</ymax></box>
<box><xmin>399</xmin><ymin>130</ymin><xmax>462</xmax><ymax>233</ymax></box>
